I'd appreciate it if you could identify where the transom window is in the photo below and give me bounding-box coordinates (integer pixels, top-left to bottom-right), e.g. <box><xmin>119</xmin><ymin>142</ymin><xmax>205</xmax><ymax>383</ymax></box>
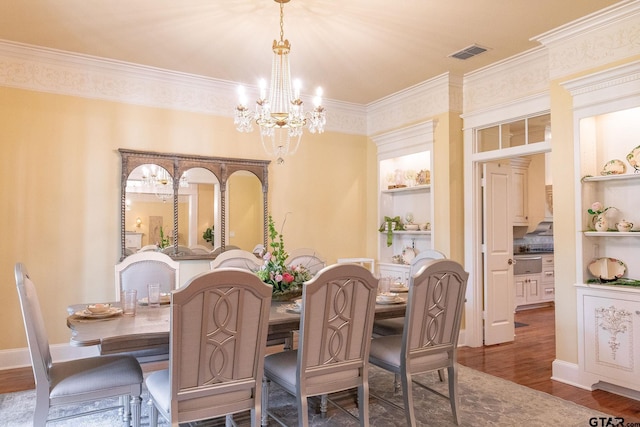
<box><xmin>475</xmin><ymin>113</ymin><xmax>550</xmax><ymax>154</ymax></box>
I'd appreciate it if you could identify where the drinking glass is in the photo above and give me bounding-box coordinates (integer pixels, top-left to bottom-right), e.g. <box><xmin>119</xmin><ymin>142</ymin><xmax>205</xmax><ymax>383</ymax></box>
<box><xmin>378</xmin><ymin>277</ymin><xmax>392</xmax><ymax>295</ymax></box>
<box><xmin>122</xmin><ymin>289</ymin><xmax>137</xmax><ymax>316</ymax></box>
<box><xmin>147</xmin><ymin>283</ymin><xmax>160</xmax><ymax>308</ymax></box>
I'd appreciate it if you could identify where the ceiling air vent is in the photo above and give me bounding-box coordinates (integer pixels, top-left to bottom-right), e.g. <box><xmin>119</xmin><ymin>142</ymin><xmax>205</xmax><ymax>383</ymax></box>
<box><xmin>449</xmin><ymin>44</ymin><xmax>489</xmax><ymax>60</ymax></box>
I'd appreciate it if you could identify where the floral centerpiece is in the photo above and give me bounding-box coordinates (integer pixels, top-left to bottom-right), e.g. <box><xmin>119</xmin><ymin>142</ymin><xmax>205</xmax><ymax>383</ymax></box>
<box><xmin>257</xmin><ymin>214</ymin><xmax>311</xmax><ymax>300</ymax></box>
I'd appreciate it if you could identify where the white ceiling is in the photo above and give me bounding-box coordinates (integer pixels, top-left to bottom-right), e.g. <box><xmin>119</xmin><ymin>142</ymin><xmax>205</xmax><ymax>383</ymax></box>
<box><xmin>0</xmin><ymin>0</ymin><xmax>621</xmax><ymax>105</ymax></box>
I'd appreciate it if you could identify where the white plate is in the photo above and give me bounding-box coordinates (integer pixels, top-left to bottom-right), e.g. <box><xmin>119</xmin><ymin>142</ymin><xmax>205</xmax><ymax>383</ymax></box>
<box><xmin>627</xmin><ymin>145</ymin><xmax>640</xmax><ymax>172</ymax></box>
<box><xmin>138</xmin><ymin>295</ymin><xmax>171</xmax><ymax>305</ymax></box>
<box><xmin>601</xmin><ymin>159</ymin><xmax>626</xmax><ymax>175</ymax></box>
<box><xmin>282</xmin><ymin>303</ymin><xmax>301</xmax><ymax>314</ymax></box>
<box><xmin>390</xmin><ymin>285</ymin><xmax>409</xmax><ymax>293</ymax></box>
<box><xmin>587</xmin><ymin>257</ymin><xmax>627</xmax><ymax>281</ymax></box>
<box><xmin>402</xmin><ymin>247</ymin><xmax>416</xmax><ymax>264</ymax></box>
<box><xmin>376</xmin><ymin>296</ymin><xmax>404</xmax><ymax>305</ymax></box>
<box><xmin>75</xmin><ymin>307</ymin><xmax>123</xmax><ymax>319</ymax></box>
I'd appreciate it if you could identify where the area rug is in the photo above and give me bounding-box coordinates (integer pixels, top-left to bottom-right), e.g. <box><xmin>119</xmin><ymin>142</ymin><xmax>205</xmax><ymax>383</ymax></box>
<box><xmin>0</xmin><ymin>365</ymin><xmax>610</xmax><ymax>426</ymax></box>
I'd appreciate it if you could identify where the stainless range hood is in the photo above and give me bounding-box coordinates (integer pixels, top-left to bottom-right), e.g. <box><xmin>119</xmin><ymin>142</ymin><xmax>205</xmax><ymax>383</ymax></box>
<box><xmin>527</xmin><ymin>220</ymin><xmax>553</xmax><ymax>236</ymax></box>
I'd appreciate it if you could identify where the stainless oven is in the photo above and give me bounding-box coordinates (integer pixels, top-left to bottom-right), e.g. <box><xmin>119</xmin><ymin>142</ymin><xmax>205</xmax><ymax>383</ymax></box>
<box><xmin>513</xmin><ymin>255</ymin><xmax>542</xmax><ymax>275</ymax></box>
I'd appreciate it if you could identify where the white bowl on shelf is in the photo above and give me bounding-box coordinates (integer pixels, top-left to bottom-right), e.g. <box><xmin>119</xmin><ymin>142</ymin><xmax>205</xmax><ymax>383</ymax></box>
<box><xmin>405</xmin><ymin>224</ymin><xmax>419</xmax><ymax>231</ymax></box>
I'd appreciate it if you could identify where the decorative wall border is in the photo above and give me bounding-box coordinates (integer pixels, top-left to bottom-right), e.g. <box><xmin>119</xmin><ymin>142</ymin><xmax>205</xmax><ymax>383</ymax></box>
<box><xmin>0</xmin><ymin>39</ymin><xmax>368</xmax><ymax>136</ymax></box>
<box><xmin>366</xmin><ymin>73</ymin><xmax>462</xmax><ymax>136</ymax></box>
<box><xmin>533</xmin><ymin>0</ymin><xmax>640</xmax><ymax>81</ymax></box>
<box><xmin>463</xmin><ymin>47</ymin><xmax>549</xmax><ymax>115</ymax></box>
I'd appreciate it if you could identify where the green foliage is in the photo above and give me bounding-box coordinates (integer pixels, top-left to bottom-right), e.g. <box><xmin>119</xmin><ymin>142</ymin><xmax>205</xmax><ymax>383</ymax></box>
<box><xmin>202</xmin><ymin>226</ymin><xmax>214</xmax><ymax>243</ymax></box>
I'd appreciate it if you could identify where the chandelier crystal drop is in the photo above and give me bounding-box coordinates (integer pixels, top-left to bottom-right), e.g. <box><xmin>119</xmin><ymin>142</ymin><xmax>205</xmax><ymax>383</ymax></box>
<box><xmin>234</xmin><ymin>0</ymin><xmax>326</xmax><ymax>164</ymax></box>
<box><xmin>139</xmin><ymin>166</ymin><xmax>188</xmax><ymax>203</ymax></box>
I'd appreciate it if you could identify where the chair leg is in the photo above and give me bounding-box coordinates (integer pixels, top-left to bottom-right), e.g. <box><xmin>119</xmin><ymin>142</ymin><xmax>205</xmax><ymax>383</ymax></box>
<box><xmin>296</xmin><ymin>394</ymin><xmax>310</xmax><ymax>427</ymax></box>
<box><xmin>438</xmin><ymin>369</ymin><xmax>445</xmax><ymax>382</ymax></box>
<box><xmin>393</xmin><ymin>373</ymin><xmax>401</xmax><ymax>393</ymax></box>
<box><xmin>119</xmin><ymin>395</ymin><xmax>130</xmax><ymax>423</ymax></box>
<box><xmin>448</xmin><ymin>365</ymin><xmax>460</xmax><ymax>425</ymax></box>
<box><xmin>400</xmin><ymin>369</ymin><xmax>417</xmax><ymax>427</ymax></box>
<box><xmin>130</xmin><ymin>395</ymin><xmax>141</xmax><ymax>427</ymax></box>
<box><xmin>148</xmin><ymin>399</ymin><xmax>159</xmax><ymax>427</ymax></box>
<box><xmin>357</xmin><ymin>384</ymin><xmax>370</xmax><ymax>427</ymax></box>
<box><xmin>261</xmin><ymin>378</ymin><xmax>270</xmax><ymax>427</ymax></box>
<box><xmin>33</xmin><ymin>390</ymin><xmax>49</xmax><ymax>427</ymax></box>
<box><xmin>320</xmin><ymin>394</ymin><xmax>328</xmax><ymax>417</ymax></box>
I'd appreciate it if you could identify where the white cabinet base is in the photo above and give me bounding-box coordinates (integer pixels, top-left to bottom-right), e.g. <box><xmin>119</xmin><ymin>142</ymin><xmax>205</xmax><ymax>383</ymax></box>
<box><xmin>576</xmin><ymin>284</ymin><xmax>640</xmax><ymax>396</ymax></box>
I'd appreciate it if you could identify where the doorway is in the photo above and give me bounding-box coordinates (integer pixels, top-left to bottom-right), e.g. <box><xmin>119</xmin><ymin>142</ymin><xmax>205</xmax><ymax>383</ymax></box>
<box><xmin>463</xmin><ymin>110</ymin><xmax>552</xmax><ymax>348</ymax></box>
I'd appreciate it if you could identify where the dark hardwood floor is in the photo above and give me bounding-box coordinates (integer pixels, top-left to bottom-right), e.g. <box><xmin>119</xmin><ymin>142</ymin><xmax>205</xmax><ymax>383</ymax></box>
<box><xmin>458</xmin><ymin>306</ymin><xmax>640</xmax><ymax>423</ymax></box>
<box><xmin>1</xmin><ymin>306</ymin><xmax>639</xmax><ymax>423</ymax></box>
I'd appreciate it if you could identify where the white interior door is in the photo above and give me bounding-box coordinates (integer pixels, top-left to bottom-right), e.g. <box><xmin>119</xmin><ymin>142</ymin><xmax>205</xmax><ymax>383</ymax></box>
<box><xmin>483</xmin><ymin>161</ymin><xmax>515</xmax><ymax>345</ymax></box>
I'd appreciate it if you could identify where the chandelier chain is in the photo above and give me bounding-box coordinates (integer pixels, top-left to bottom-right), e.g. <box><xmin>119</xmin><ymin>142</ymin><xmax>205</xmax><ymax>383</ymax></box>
<box><xmin>280</xmin><ymin>2</ymin><xmax>285</xmax><ymax>43</ymax></box>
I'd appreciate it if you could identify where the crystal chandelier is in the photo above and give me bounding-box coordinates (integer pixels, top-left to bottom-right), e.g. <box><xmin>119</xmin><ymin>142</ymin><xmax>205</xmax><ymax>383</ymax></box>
<box><xmin>139</xmin><ymin>166</ymin><xmax>188</xmax><ymax>202</ymax></box>
<box><xmin>234</xmin><ymin>0</ymin><xmax>326</xmax><ymax>164</ymax></box>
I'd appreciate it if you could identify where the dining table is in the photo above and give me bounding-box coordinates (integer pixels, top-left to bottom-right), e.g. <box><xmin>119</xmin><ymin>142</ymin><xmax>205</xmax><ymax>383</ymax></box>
<box><xmin>66</xmin><ymin>296</ymin><xmax>408</xmax><ymax>355</ymax></box>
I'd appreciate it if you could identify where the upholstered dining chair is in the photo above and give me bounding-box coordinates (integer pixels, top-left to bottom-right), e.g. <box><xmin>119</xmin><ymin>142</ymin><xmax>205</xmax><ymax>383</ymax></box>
<box><xmin>285</xmin><ymin>247</ymin><xmax>326</xmax><ymax>276</ymax></box>
<box><xmin>262</xmin><ymin>264</ymin><xmax>378</xmax><ymax>427</ymax></box>
<box><xmin>373</xmin><ymin>249</ymin><xmax>446</xmax><ymax>337</ymax></box>
<box><xmin>144</xmin><ymin>268</ymin><xmax>272</xmax><ymax>427</ymax></box>
<box><xmin>15</xmin><ymin>263</ymin><xmax>143</xmax><ymax>427</ymax></box>
<box><xmin>114</xmin><ymin>251</ymin><xmax>180</xmax><ymax>361</ymax></box>
<box><xmin>368</xmin><ymin>259</ymin><xmax>469</xmax><ymax>426</ymax></box>
<box><xmin>115</xmin><ymin>251</ymin><xmax>180</xmax><ymax>300</ymax></box>
<box><xmin>209</xmin><ymin>249</ymin><xmax>263</xmax><ymax>271</ymax></box>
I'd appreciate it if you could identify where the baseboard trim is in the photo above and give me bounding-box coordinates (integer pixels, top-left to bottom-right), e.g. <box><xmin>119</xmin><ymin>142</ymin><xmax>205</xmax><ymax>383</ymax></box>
<box><xmin>551</xmin><ymin>359</ymin><xmax>592</xmax><ymax>390</ymax></box>
<box><xmin>552</xmin><ymin>358</ymin><xmax>640</xmax><ymax>401</ymax></box>
<box><xmin>0</xmin><ymin>345</ymin><xmax>99</xmax><ymax>371</ymax></box>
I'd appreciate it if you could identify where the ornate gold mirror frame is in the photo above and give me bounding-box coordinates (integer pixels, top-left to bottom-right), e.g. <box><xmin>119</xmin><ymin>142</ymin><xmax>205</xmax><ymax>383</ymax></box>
<box><xmin>119</xmin><ymin>149</ymin><xmax>269</xmax><ymax>260</ymax></box>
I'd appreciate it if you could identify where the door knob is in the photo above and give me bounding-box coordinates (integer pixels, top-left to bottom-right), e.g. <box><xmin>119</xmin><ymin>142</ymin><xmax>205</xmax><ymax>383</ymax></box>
<box><xmin>508</xmin><ymin>259</ymin><xmax>514</xmax><ymax>265</ymax></box>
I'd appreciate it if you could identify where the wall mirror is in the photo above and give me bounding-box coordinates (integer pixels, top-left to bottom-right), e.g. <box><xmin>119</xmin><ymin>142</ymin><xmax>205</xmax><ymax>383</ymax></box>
<box><xmin>120</xmin><ymin>149</ymin><xmax>269</xmax><ymax>260</ymax></box>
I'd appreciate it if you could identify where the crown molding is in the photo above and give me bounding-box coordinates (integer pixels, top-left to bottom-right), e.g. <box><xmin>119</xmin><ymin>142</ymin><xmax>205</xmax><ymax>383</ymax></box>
<box><xmin>561</xmin><ymin>60</ymin><xmax>640</xmax><ymax>112</ymax></box>
<box><xmin>531</xmin><ymin>0</ymin><xmax>640</xmax><ymax>80</ymax></box>
<box><xmin>0</xmin><ymin>39</ymin><xmax>368</xmax><ymax>135</ymax></box>
<box><xmin>366</xmin><ymin>73</ymin><xmax>462</xmax><ymax>136</ymax></box>
<box><xmin>463</xmin><ymin>47</ymin><xmax>549</xmax><ymax>114</ymax></box>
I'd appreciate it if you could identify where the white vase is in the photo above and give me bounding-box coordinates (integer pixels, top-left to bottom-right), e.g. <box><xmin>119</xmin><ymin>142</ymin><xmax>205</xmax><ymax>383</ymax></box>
<box><xmin>593</xmin><ymin>214</ymin><xmax>608</xmax><ymax>232</ymax></box>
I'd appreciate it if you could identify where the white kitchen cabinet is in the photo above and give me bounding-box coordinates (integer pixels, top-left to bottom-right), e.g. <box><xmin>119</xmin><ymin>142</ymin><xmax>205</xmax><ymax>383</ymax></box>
<box><xmin>514</xmin><ymin>274</ymin><xmax>541</xmax><ymax>309</ymax></box>
<box><xmin>373</xmin><ymin>121</ymin><xmax>435</xmax><ymax>270</ymax></box>
<box><xmin>577</xmin><ymin>284</ymin><xmax>640</xmax><ymax>396</ymax></box>
<box><xmin>378</xmin><ymin>263</ymin><xmax>410</xmax><ymax>286</ymax></box>
<box><xmin>540</xmin><ymin>254</ymin><xmax>555</xmax><ymax>303</ymax></box>
<box><xmin>125</xmin><ymin>232</ymin><xmax>143</xmax><ymax>250</ymax></box>
<box><xmin>511</xmin><ymin>158</ymin><xmax>530</xmax><ymax>226</ymax></box>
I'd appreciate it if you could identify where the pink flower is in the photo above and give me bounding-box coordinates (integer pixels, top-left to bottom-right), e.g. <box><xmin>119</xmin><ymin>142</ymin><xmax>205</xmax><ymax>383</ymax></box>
<box><xmin>282</xmin><ymin>272</ymin><xmax>295</xmax><ymax>283</ymax></box>
<box><xmin>275</xmin><ymin>273</ymin><xmax>283</xmax><ymax>282</ymax></box>
<box><xmin>591</xmin><ymin>202</ymin><xmax>603</xmax><ymax>212</ymax></box>
<box><xmin>263</xmin><ymin>252</ymin><xmax>272</xmax><ymax>261</ymax></box>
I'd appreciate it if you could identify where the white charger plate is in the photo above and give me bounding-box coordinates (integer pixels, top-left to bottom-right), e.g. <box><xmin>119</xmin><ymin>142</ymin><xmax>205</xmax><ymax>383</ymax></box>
<box><xmin>75</xmin><ymin>307</ymin><xmax>123</xmax><ymax>319</ymax></box>
<box><xmin>376</xmin><ymin>296</ymin><xmax>404</xmax><ymax>305</ymax></box>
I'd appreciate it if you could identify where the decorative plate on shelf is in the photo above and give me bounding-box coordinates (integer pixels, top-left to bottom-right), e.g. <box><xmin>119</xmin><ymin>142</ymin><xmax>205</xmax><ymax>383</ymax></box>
<box><xmin>587</xmin><ymin>257</ymin><xmax>627</xmax><ymax>282</ymax></box>
<box><xmin>402</xmin><ymin>247</ymin><xmax>416</xmax><ymax>265</ymax></box>
<box><xmin>627</xmin><ymin>145</ymin><xmax>640</xmax><ymax>173</ymax></box>
<box><xmin>600</xmin><ymin>159</ymin><xmax>626</xmax><ymax>175</ymax></box>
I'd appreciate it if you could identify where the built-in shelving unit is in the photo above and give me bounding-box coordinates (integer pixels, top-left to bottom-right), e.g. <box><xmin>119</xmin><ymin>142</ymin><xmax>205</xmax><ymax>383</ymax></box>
<box><xmin>565</xmin><ymin>60</ymin><xmax>640</xmax><ymax>397</ymax></box>
<box><xmin>372</xmin><ymin>120</ymin><xmax>435</xmax><ymax>283</ymax></box>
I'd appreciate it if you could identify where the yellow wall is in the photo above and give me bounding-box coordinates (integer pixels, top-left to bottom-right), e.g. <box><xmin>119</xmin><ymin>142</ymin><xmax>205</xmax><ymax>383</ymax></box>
<box><xmin>0</xmin><ymin>86</ymin><xmax>372</xmax><ymax>350</ymax></box>
<box><xmin>228</xmin><ymin>173</ymin><xmax>263</xmax><ymax>249</ymax></box>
